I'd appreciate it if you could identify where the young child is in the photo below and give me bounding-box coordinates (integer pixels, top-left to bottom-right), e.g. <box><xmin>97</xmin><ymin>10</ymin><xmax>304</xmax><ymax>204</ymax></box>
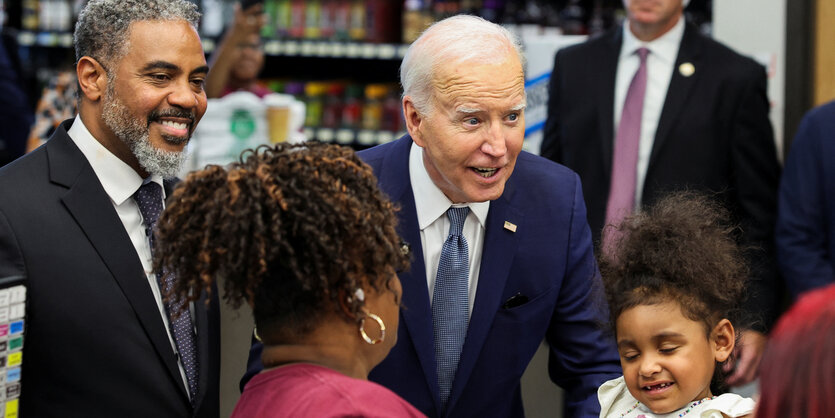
<box><xmin>597</xmin><ymin>193</ymin><xmax>755</xmax><ymax>417</ymax></box>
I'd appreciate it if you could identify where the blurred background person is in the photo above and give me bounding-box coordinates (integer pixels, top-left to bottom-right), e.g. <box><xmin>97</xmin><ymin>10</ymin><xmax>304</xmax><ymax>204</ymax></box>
<box><xmin>204</xmin><ymin>2</ymin><xmax>270</xmax><ymax>99</ymax></box>
<box><xmin>0</xmin><ymin>32</ymin><xmax>33</xmax><ymax>165</ymax></box>
<box><xmin>755</xmin><ymin>283</ymin><xmax>835</xmax><ymax>418</ymax></box>
<box><xmin>541</xmin><ymin>0</ymin><xmax>781</xmax><ymax>387</ymax></box>
<box><xmin>154</xmin><ymin>143</ymin><xmax>425</xmax><ymax>417</ymax></box>
<box><xmin>26</xmin><ymin>69</ymin><xmax>78</xmax><ymax>152</ymax></box>
<box><xmin>776</xmin><ymin>101</ymin><xmax>835</xmax><ymax>298</ymax></box>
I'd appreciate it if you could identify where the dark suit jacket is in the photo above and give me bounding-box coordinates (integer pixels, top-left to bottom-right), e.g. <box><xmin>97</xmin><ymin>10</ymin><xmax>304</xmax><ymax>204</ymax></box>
<box><xmin>541</xmin><ymin>24</ymin><xmax>782</xmax><ymax>331</ymax></box>
<box><xmin>360</xmin><ymin>136</ymin><xmax>620</xmax><ymax>417</ymax></box>
<box><xmin>776</xmin><ymin>101</ymin><xmax>835</xmax><ymax>297</ymax></box>
<box><xmin>0</xmin><ymin>120</ymin><xmax>220</xmax><ymax>417</ymax></box>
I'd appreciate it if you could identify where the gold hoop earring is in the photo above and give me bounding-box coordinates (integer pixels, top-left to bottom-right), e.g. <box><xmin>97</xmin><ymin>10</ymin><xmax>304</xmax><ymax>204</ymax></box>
<box><xmin>253</xmin><ymin>327</ymin><xmax>262</xmax><ymax>342</ymax></box>
<box><xmin>359</xmin><ymin>312</ymin><xmax>386</xmax><ymax>345</ymax></box>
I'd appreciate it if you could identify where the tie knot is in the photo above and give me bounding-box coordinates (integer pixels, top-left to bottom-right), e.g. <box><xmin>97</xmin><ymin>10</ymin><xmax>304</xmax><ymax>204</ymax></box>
<box><xmin>134</xmin><ymin>181</ymin><xmax>164</xmax><ymax>229</ymax></box>
<box><xmin>446</xmin><ymin>207</ymin><xmax>469</xmax><ymax>237</ymax></box>
<box><xmin>636</xmin><ymin>47</ymin><xmax>649</xmax><ymax>62</ymax></box>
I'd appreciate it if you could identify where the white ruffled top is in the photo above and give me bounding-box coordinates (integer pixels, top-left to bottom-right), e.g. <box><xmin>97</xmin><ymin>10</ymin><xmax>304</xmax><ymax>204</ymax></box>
<box><xmin>598</xmin><ymin>377</ymin><xmax>755</xmax><ymax>418</ymax></box>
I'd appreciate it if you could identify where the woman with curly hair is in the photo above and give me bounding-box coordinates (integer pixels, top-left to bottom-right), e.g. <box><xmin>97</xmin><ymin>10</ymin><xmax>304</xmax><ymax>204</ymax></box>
<box><xmin>154</xmin><ymin>143</ymin><xmax>424</xmax><ymax>417</ymax></box>
<box><xmin>597</xmin><ymin>192</ymin><xmax>755</xmax><ymax>417</ymax></box>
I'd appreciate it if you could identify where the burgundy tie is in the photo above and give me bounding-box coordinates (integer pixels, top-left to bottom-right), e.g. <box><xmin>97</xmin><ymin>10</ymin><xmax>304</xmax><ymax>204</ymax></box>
<box><xmin>603</xmin><ymin>47</ymin><xmax>649</xmax><ymax>257</ymax></box>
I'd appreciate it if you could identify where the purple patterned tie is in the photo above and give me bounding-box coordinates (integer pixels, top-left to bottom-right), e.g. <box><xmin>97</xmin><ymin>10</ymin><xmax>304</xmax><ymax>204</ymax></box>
<box><xmin>134</xmin><ymin>181</ymin><xmax>199</xmax><ymax>404</ymax></box>
<box><xmin>603</xmin><ymin>47</ymin><xmax>649</xmax><ymax>257</ymax></box>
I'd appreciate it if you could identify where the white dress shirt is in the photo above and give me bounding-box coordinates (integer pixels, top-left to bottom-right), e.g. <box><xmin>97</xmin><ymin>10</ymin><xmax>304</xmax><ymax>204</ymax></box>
<box><xmin>614</xmin><ymin>17</ymin><xmax>685</xmax><ymax>207</ymax></box>
<box><xmin>67</xmin><ymin>115</ymin><xmax>191</xmax><ymax>396</ymax></box>
<box><xmin>409</xmin><ymin>142</ymin><xmax>488</xmax><ymax>317</ymax></box>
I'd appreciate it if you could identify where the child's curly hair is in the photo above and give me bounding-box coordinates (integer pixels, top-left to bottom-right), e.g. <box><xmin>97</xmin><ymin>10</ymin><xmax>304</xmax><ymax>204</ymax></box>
<box><xmin>154</xmin><ymin>143</ymin><xmax>409</xmax><ymax>343</ymax></box>
<box><xmin>600</xmin><ymin>191</ymin><xmax>748</xmax><ymax>335</ymax></box>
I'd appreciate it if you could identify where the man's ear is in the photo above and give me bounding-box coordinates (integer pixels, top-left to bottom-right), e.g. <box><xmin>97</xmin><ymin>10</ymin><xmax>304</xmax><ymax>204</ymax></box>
<box><xmin>403</xmin><ymin>96</ymin><xmax>426</xmax><ymax>147</ymax></box>
<box><xmin>711</xmin><ymin>318</ymin><xmax>735</xmax><ymax>363</ymax></box>
<box><xmin>76</xmin><ymin>56</ymin><xmax>108</xmax><ymax>102</ymax></box>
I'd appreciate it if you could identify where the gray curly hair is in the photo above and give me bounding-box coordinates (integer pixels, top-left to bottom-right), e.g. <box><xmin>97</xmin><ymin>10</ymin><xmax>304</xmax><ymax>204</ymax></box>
<box><xmin>74</xmin><ymin>0</ymin><xmax>201</xmax><ymax>71</ymax></box>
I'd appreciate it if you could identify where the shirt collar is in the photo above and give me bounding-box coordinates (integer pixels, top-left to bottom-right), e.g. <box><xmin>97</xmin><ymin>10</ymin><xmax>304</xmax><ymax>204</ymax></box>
<box><xmin>408</xmin><ymin>141</ymin><xmax>489</xmax><ymax>230</ymax></box>
<box><xmin>621</xmin><ymin>16</ymin><xmax>685</xmax><ymax>64</ymax></box>
<box><xmin>67</xmin><ymin>114</ymin><xmax>165</xmax><ymax>205</ymax></box>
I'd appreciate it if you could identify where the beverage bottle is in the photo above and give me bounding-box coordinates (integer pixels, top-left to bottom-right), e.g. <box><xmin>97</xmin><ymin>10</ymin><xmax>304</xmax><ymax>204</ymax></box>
<box><xmin>289</xmin><ymin>0</ymin><xmax>306</xmax><ymax>39</ymax></box>
<box><xmin>304</xmin><ymin>82</ymin><xmax>327</xmax><ymax>127</ymax></box>
<box><xmin>304</xmin><ymin>0</ymin><xmax>321</xmax><ymax>39</ymax></box>
<box><xmin>319</xmin><ymin>0</ymin><xmax>337</xmax><ymax>39</ymax></box>
<box><xmin>348</xmin><ymin>0</ymin><xmax>365</xmax><ymax>41</ymax></box>
<box><xmin>381</xmin><ymin>85</ymin><xmax>402</xmax><ymax>132</ymax></box>
<box><xmin>341</xmin><ymin>84</ymin><xmax>364</xmax><ymax>130</ymax></box>
<box><xmin>362</xmin><ymin>83</ymin><xmax>386</xmax><ymax>131</ymax></box>
<box><xmin>333</xmin><ymin>0</ymin><xmax>351</xmax><ymax>41</ymax></box>
<box><xmin>274</xmin><ymin>0</ymin><xmax>291</xmax><ymax>39</ymax></box>
<box><xmin>321</xmin><ymin>83</ymin><xmax>345</xmax><ymax>129</ymax></box>
<box><xmin>402</xmin><ymin>0</ymin><xmax>425</xmax><ymax>44</ymax></box>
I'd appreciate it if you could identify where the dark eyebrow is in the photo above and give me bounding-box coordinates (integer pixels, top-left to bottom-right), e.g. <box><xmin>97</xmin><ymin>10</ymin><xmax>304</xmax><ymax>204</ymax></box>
<box><xmin>191</xmin><ymin>65</ymin><xmax>209</xmax><ymax>76</ymax></box>
<box><xmin>139</xmin><ymin>61</ymin><xmax>209</xmax><ymax>76</ymax></box>
<box><xmin>140</xmin><ymin>61</ymin><xmax>180</xmax><ymax>72</ymax></box>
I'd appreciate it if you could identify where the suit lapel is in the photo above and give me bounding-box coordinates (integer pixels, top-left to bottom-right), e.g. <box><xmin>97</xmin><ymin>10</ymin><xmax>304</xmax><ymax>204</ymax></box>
<box><xmin>48</xmin><ymin>126</ymin><xmax>190</xmax><ymax>402</ymax></box>
<box><xmin>379</xmin><ymin>137</ymin><xmax>440</xmax><ymax>414</ymax></box>
<box><xmin>191</xmin><ymin>288</ymin><xmax>211</xmax><ymax>411</ymax></box>
<box><xmin>446</xmin><ymin>183</ymin><xmax>521</xmax><ymax>415</ymax></box>
<box><xmin>649</xmin><ymin>24</ymin><xmax>704</xmax><ymax>170</ymax></box>
<box><xmin>599</xmin><ymin>29</ymin><xmax>623</xmax><ymax>178</ymax></box>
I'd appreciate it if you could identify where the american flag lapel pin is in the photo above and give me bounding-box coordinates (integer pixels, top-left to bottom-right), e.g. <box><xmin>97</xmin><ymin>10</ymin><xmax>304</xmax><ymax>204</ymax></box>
<box><xmin>503</xmin><ymin>221</ymin><xmax>517</xmax><ymax>233</ymax></box>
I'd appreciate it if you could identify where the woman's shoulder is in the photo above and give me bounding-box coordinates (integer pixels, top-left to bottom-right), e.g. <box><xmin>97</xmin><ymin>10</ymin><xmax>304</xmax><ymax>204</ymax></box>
<box><xmin>235</xmin><ymin>364</ymin><xmax>425</xmax><ymax>417</ymax></box>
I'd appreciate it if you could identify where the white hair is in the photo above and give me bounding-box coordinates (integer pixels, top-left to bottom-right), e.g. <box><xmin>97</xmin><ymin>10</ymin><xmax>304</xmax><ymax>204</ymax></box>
<box><xmin>400</xmin><ymin>14</ymin><xmax>526</xmax><ymax>116</ymax></box>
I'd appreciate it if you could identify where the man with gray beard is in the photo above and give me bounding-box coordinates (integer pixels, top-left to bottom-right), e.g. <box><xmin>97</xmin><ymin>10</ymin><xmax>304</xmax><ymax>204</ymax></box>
<box><xmin>0</xmin><ymin>0</ymin><xmax>220</xmax><ymax>416</ymax></box>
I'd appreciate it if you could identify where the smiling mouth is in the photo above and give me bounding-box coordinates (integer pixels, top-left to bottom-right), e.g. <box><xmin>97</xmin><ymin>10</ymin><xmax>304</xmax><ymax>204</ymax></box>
<box><xmin>642</xmin><ymin>382</ymin><xmax>673</xmax><ymax>391</ymax></box>
<box><xmin>472</xmin><ymin>167</ymin><xmax>498</xmax><ymax>178</ymax></box>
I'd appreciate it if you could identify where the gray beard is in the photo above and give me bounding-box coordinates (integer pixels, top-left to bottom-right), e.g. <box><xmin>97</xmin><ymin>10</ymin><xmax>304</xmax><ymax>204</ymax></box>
<box><xmin>101</xmin><ymin>85</ymin><xmax>188</xmax><ymax>179</ymax></box>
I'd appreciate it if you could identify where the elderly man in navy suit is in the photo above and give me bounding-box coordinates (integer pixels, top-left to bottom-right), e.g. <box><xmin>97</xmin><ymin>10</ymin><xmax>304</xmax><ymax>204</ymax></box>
<box><xmin>243</xmin><ymin>14</ymin><xmax>621</xmax><ymax>418</ymax></box>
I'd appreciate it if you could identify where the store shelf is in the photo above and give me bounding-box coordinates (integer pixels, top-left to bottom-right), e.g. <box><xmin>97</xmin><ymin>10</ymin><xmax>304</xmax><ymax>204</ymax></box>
<box><xmin>17</xmin><ymin>31</ymin><xmax>73</xmax><ymax>48</ymax></box>
<box><xmin>19</xmin><ymin>32</ymin><xmax>407</xmax><ymax>62</ymax></box>
<box><xmin>304</xmin><ymin>127</ymin><xmax>405</xmax><ymax>146</ymax></box>
<box><xmin>203</xmin><ymin>38</ymin><xmax>407</xmax><ymax>60</ymax></box>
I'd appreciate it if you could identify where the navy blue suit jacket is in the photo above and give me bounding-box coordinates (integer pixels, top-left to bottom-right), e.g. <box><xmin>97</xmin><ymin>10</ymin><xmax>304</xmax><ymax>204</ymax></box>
<box><xmin>776</xmin><ymin>101</ymin><xmax>835</xmax><ymax>297</ymax></box>
<box><xmin>360</xmin><ymin>136</ymin><xmax>620</xmax><ymax>417</ymax></box>
<box><xmin>243</xmin><ymin>136</ymin><xmax>620</xmax><ymax>417</ymax></box>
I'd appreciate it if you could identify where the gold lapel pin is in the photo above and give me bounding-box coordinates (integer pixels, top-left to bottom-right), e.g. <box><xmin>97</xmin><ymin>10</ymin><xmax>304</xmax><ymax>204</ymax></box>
<box><xmin>503</xmin><ymin>221</ymin><xmax>517</xmax><ymax>233</ymax></box>
<box><xmin>679</xmin><ymin>62</ymin><xmax>695</xmax><ymax>77</ymax></box>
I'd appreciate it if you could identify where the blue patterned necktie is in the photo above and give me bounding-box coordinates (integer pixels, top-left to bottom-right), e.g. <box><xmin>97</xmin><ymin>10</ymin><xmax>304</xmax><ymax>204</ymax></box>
<box><xmin>134</xmin><ymin>181</ymin><xmax>199</xmax><ymax>404</ymax></box>
<box><xmin>432</xmin><ymin>206</ymin><xmax>470</xmax><ymax>410</ymax></box>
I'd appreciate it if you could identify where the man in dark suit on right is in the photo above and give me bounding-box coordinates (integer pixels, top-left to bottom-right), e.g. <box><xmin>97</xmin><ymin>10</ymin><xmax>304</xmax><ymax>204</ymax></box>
<box><xmin>541</xmin><ymin>0</ymin><xmax>781</xmax><ymax>387</ymax></box>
